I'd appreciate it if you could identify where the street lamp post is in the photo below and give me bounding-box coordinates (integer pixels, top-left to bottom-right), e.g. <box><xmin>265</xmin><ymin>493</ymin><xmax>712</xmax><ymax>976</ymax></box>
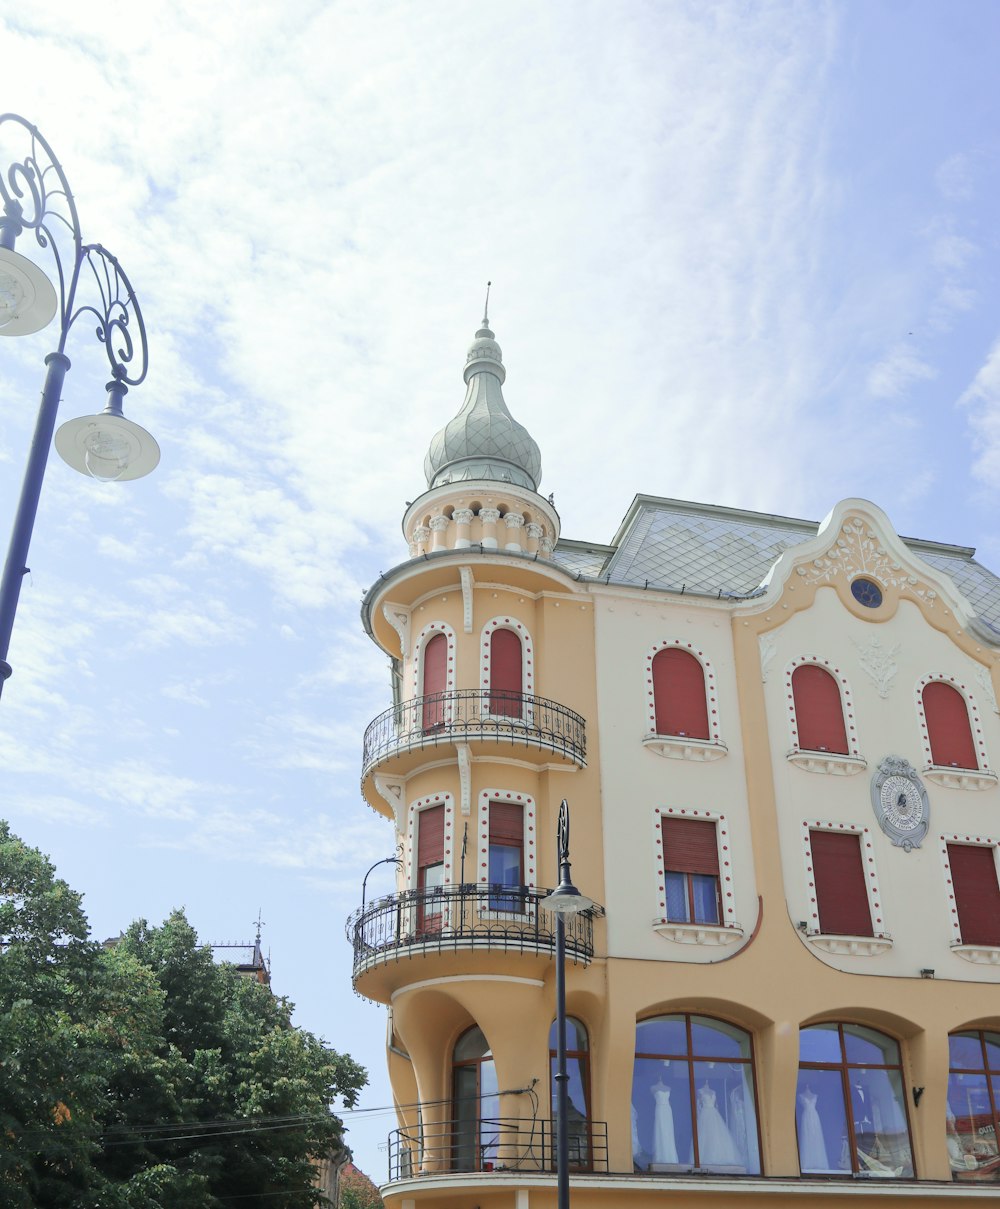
<box><xmin>540</xmin><ymin>799</ymin><xmax>594</xmax><ymax>1209</ymax></box>
<box><xmin>0</xmin><ymin>113</ymin><xmax>159</xmax><ymax>700</ymax></box>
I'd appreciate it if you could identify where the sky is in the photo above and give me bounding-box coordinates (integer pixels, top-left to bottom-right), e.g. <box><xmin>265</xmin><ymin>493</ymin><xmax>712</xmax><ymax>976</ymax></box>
<box><xmin>1</xmin><ymin>0</ymin><xmax>1000</xmax><ymax>1182</ymax></box>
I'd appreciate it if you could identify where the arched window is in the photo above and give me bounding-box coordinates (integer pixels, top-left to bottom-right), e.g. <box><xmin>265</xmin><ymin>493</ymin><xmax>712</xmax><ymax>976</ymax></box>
<box><xmin>923</xmin><ymin>682</ymin><xmax>978</xmax><ymax>769</ymax></box>
<box><xmin>797</xmin><ymin>1023</ymin><xmax>913</xmax><ymax>1177</ymax></box>
<box><xmin>421</xmin><ymin>632</ymin><xmax>447</xmax><ymax>731</ymax></box>
<box><xmin>549</xmin><ymin>1017</ymin><xmax>592</xmax><ymax>1169</ymax></box>
<box><xmin>947</xmin><ymin>1030</ymin><xmax>1000</xmax><ymax>1180</ymax></box>
<box><xmin>652</xmin><ymin>649</ymin><xmax>710</xmax><ymax>739</ymax></box>
<box><xmin>792</xmin><ymin>665</ymin><xmax>849</xmax><ymax>754</ymax></box>
<box><xmin>632</xmin><ymin>1015</ymin><xmax>761</xmax><ymax>1174</ymax></box>
<box><xmin>451</xmin><ymin>1026</ymin><xmax>498</xmax><ymax>1172</ymax></box>
<box><xmin>489</xmin><ymin>628</ymin><xmax>523</xmax><ymax>717</ymax></box>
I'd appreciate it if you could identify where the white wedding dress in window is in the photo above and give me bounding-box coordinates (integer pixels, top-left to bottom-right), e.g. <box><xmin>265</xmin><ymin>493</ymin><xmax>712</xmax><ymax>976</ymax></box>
<box><xmin>797</xmin><ymin>1088</ymin><xmax>830</xmax><ymax>1171</ymax></box>
<box><xmin>652</xmin><ymin>1085</ymin><xmax>679</xmax><ymax>1163</ymax></box>
<box><xmin>696</xmin><ymin>1085</ymin><xmax>741</xmax><ymax>1165</ymax></box>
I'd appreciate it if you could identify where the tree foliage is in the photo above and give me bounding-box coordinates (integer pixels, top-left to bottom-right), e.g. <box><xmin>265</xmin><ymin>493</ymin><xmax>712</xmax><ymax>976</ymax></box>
<box><xmin>0</xmin><ymin>823</ymin><xmax>367</xmax><ymax>1208</ymax></box>
<box><xmin>338</xmin><ymin>1163</ymin><xmax>384</xmax><ymax>1209</ymax></box>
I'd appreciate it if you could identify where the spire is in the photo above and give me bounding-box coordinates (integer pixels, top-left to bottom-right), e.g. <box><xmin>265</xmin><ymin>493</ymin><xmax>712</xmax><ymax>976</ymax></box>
<box><xmin>423</xmin><ymin>300</ymin><xmax>542</xmax><ymax>492</ymax></box>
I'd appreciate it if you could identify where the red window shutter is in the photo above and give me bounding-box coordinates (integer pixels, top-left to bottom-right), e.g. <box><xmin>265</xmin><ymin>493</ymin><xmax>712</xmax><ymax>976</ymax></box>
<box><xmin>652</xmin><ymin>649</ymin><xmax>710</xmax><ymax>739</ymax></box>
<box><xmin>792</xmin><ymin>665</ymin><xmax>849</xmax><ymax>754</ymax></box>
<box><xmin>489</xmin><ymin>629</ymin><xmax>523</xmax><ymax>717</ymax></box>
<box><xmin>948</xmin><ymin>844</ymin><xmax>1000</xmax><ymax>945</ymax></box>
<box><xmin>417</xmin><ymin>805</ymin><xmax>445</xmax><ymax>868</ymax></box>
<box><xmin>923</xmin><ymin>683</ymin><xmax>978</xmax><ymax>770</ymax></box>
<box><xmin>489</xmin><ymin>802</ymin><xmax>523</xmax><ymax>844</ymax></box>
<box><xmin>421</xmin><ymin>633</ymin><xmax>447</xmax><ymax>729</ymax></box>
<box><xmin>810</xmin><ymin>830</ymin><xmax>873</xmax><ymax>936</ymax></box>
<box><xmin>662</xmin><ymin>817</ymin><xmax>719</xmax><ymax>875</ymax></box>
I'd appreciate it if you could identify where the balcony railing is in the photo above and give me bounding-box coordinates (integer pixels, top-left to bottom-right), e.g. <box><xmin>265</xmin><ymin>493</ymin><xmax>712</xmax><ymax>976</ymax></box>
<box><xmin>361</xmin><ymin>690</ymin><xmax>586</xmax><ymax>779</ymax></box>
<box><xmin>348</xmin><ymin>883</ymin><xmax>602</xmax><ymax>982</ymax></box>
<box><xmin>388</xmin><ymin>1116</ymin><xmax>610</xmax><ymax>1181</ymax></box>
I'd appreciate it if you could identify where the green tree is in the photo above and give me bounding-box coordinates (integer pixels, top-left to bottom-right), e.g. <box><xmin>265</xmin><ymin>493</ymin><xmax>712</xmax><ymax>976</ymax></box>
<box><xmin>0</xmin><ymin>824</ymin><xmax>368</xmax><ymax>1209</ymax></box>
<box><xmin>338</xmin><ymin>1164</ymin><xmax>384</xmax><ymax>1209</ymax></box>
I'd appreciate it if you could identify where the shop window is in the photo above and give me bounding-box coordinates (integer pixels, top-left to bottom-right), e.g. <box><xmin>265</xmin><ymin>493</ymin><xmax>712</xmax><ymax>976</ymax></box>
<box><xmin>792</xmin><ymin>665</ymin><xmax>849</xmax><ymax>754</ymax></box>
<box><xmin>948</xmin><ymin>844</ymin><xmax>1000</xmax><ymax>946</ymax></box>
<box><xmin>947</xmin><ymin>1030</ymin><xmax>1000</xmax><ymax>1180</ymax></box>
<box><xmin>796</xmin><ymin>1023</ymin><xmax>913</xmax><ymax>1177</ymax></box>
<box><xmin>416</xmin><ymin>805</ymin><xmax>445</xmax><ymax>934</ymax></box>
<box><xmin>549</xmin><ymin>1017</ymin><xmax>592</xmax><ymax>1169</ymax></box>
<box><xmin>489</xmin><ymin>628</ymin><xmax>523</xmax><ymax>718</ymax></box>
<box><xmin>631</xmin><ymin>1014</ymin><xmax>761</xmax><ymax>1174</ymax></box>
<box><xmin>809</xmin><ymin>830</ymin><xmax>873</xmax><ymax>937</ymax></box>
<box><xmin>924</xmin><ymin>682</ymin><xmax>978</xmax><ymax>770</ymax></box>
<box><xmin>452</xmin><ymin>1026</ymin><xmax>499</xmax><ymax>1172</ymax></box>
<box><xmin>652</xmin><ymin>649</ymin><xmax>710</xmax><ymax>740</ymax></box>
<box><xmin>662</xmin><ymin>817</ymin><xmax>721</xmax><ymax>926</ymax></box>
<box><xmin>421</xmin><ymin>632</ymin><xmax>448</xmax><ymax>731</ymax></box>
<box><xmin>488</xmin><ymin>801</ymin><xmax>524</xmax><ymax>912</ymax></box>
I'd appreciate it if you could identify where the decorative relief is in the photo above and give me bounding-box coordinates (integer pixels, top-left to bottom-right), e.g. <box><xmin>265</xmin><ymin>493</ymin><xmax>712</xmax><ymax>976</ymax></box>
<box><xmin>759</xmin><ymin>633</ymin><xmax>777</xmax><ymax>683</ymax></box>
<box><xmin>382</xmin><ymin>604</ymin><xmax>410</xmax><ymax>652</ymax></box>
<box><xmin>870</xmin><ymin>756</ymin><xmax>929</xmax><ymax>851</ymax></box>
<box><xmin>853</xmin><ymin>636</ymin><xmax>900</xmax><ymax>699</ymax></box>
<box><xmin>976</xmin><ymin>664</ymin><xmax>1000</xmax><ymax>716</ymax></box>
<box><xmin>459</xmin><ymin>566</ymin><xmax>474</xmax><ymax>633</ymax></box>
<box><xmin>794</xmin><ymin>516</ymin><xmax>939</xmax><ymax>607</ymax></box>
<box><xmin>456</xmin><ymin>743</ymin><xmax>472</xmax><ymax>815</ymax></box>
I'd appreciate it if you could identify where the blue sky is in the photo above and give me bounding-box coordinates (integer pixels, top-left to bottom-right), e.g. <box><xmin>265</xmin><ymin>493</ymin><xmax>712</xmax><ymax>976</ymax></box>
<box><xmin>1</xmin><ymin>0</ymin><xmax>1000</xmax><ymax>1180</ymax></box>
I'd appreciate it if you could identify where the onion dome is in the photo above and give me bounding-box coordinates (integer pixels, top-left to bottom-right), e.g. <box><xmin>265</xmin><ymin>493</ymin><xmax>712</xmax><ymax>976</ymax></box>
<box><xmin>423</xmin><ymin>312</ymin><xmax>542</xmax><ymax>492</ymax></box>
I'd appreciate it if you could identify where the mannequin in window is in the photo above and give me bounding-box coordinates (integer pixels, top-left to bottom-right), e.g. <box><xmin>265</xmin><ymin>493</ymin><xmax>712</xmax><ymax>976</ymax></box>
<box><xmin>651</xmin><ymin>1076</ymin><xmax>678</xmax><ymax>1163</ymax></box>
<box><xmin>797</xmin><ymin>1085</ymin><xmax>830</xmax><ymax>1171</ymax></box>
<box><xmin>696</xmin><ymin>1081</ymin><xmax>741</xmax><ymax>1165</ymax></box>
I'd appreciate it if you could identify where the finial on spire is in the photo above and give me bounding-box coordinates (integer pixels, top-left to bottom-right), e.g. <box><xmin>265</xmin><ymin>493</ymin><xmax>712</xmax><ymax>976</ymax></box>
<box><xmin>254</xmin><ymin>909</ymin><xmax>265</xmax><ymax>945</ymax></box>
<box><xmin>483</xmin><ymin>280</ymin><xmax>491</xmax><ymax>325</ymax></box>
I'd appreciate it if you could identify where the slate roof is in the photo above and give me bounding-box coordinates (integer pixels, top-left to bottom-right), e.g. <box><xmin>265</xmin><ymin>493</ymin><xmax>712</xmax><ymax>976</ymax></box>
<box><xmin>551</xmin><ymin>495</ymin><xmax>1000</xmax><ymax>636</ymax></box>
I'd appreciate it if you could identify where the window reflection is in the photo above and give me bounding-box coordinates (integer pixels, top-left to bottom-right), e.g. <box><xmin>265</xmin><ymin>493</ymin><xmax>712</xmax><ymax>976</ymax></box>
<box><xmin>548</xmin><ymin>1017</ymin><xmax>592</xmax><ymax>1169</ymax></box>
<box><xmin>451</xmin><ymin>1026</ymin><xmax>498</xmax><ymax>1172</ymax></box>
<box><xmin>631</xmin><ymin>1015</ymin><xmax>761</xmax><ymax>1174</ymax></box>
<box><xmin>948</xmin><ymin>1031</ymin><xmax>1000</xmax><ymax>1180</ymax></box>
<box><xmin>797</xmin><ymin>1023</ymin><xmax>913</xmax><ymax>1177</ymax></box>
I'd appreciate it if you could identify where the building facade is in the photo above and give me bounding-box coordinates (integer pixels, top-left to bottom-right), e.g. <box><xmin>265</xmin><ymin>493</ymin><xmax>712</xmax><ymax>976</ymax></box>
<box><xmin>350</xmin><ymin>311</ymin><xmax>1000</xmax><ymax>1206</ymax></box>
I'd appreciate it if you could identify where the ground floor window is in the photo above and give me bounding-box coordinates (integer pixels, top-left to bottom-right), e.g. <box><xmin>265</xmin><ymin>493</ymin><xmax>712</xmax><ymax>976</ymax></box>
<box><xmin>797</xmin><ymin>1022</ymin><xmax>913</xmax><ymax>1177</ymax></box>
<box><xmin>549</xmin><ymin>1017</ymin><xmax>592</xmax><ymax>1169</ymax></box>
<box><xmin>948</xmin><ymin>1030</ymin><xmax>1000</xmax><ymax>1180</ymax></box>
<box><xmin>451</xmin><ymin>1026</ymin><xmax>499</xmax><ymax>1171</ymax></box>
<box><xmin>632</xmin><ymin>1014</ymin><xmax>761</xmax><ymax>1173</ymax></box>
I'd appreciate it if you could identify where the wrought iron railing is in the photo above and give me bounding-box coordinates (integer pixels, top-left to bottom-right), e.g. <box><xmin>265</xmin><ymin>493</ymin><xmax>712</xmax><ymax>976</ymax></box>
<box><xmin>388</xmin><ymin>1116</ymin><xmax>609</xmax><ymax>1181</ymax></box>
<box><xmin>361</xmin><ymin>690</ymin><xmax>586</xmax><ymax>778</ymax></box>
<box><xmin>348</xmin><ymin>883</ymin><xmax>602</xmax><ymax>981</ymax></box>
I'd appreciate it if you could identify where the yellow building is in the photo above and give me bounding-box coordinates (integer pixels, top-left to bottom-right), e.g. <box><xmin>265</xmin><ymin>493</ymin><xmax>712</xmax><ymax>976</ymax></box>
<box><xmin>351</xmin><ymin>310</ymin><xmax>1000</xmax><ymax>1206</ymax></box>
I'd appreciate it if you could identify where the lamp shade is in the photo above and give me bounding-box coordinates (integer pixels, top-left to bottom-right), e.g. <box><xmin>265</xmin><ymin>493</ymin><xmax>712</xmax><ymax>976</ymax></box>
<box><xmin>0</xmin><ymin>246</ymin><xmax>57</xmax><ymax>337</ymax></box>
<box><xmin>540</xmin><ymin>880</ymin><xmax>594</xmax><ymax>917</ymax></box>
<box><xmin>55</xmin><ymin>412</ymin><xmax>160</xmax><ymax>481</ymax></box>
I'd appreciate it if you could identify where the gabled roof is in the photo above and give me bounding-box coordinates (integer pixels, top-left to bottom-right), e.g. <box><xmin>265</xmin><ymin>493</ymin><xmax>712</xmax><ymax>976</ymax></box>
<box><xmin>552</xmin><ymin>494</ymin><xmax>1000</xmax><ymax>635</ymax></box>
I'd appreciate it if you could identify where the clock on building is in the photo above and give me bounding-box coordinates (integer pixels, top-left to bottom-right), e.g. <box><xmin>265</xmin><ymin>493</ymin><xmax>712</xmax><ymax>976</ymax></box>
<box><xmin>870</xmin><ymin>756</ymin><xmax>929</xmax><ymax>851</ymax></box>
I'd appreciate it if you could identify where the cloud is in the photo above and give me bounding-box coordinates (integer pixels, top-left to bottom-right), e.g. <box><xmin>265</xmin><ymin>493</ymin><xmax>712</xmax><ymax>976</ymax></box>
<box><xmin>867</xmin><ymin>344</ymin><xmax>936</xmax><ymax>400</ymax></box>
<box><xmin>959</xmin><ymin>337</ymin><xmax>1000</xmax><ymax>489</ymax></box>
<box><xmin>935</xmin><ymin>152</ymin><xmax>975</xmax><ymax>202</ymax></box>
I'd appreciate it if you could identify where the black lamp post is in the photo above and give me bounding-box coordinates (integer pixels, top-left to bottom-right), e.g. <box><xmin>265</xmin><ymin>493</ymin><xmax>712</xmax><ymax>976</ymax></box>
<box><xmin>540</xmin><ymin>799</ymin><xmax>593</xmax><ymax>1209</ymax></box>
<box><xmin>0</xmin><ymin>114</ymin><xmax>159</xmax><ymax>700</ymax></box>
<box><xmin>360</xmin><ymin>852</ymin><xmax>403</xmax><ymax>914</ymax></box>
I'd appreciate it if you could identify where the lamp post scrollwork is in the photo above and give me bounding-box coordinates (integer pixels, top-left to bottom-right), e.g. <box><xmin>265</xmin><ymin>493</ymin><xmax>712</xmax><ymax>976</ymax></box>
<box><xmin>0</xmin><ymin>113</ymin><xmax>159</xmax><ymax>699</ymax></box>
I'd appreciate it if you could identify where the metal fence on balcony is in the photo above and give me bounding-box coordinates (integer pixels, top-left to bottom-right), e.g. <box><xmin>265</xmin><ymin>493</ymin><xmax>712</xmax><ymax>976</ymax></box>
<box><xmin>361</xmin><ymin>689</ymin><xmax>586</xmax><ymax>778</ymax></box>
<box><xmin>388</xmin><ymin>1116</ymin><xmax>610</xmax><ymax>1181</ymax></box>
<box><xmin>348</xmin><ymin>882</ymin><xmax>601</xmax><ymax>980</ymax></box>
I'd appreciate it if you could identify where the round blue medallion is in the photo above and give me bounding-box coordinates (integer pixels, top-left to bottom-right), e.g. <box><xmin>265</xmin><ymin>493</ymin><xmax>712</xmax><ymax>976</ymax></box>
<box><xmin>851</xmin><ymin>577</ymin><xmax>883</xmax><ymax>608</ymax></box>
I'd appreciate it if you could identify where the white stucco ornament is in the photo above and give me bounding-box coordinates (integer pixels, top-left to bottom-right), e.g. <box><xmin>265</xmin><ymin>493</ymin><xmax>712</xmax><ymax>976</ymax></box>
<box><xmin>870</xmin><ymin>756</ymin><xmax>929</xmax><ymax>851</ymax></box>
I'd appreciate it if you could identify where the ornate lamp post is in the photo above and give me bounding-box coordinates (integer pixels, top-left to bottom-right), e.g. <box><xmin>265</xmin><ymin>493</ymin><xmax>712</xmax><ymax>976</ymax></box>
<box><xmin>540</xmin><ymin>799</ymin><xmax>594</xmax><ymax>1209</ymax></box>
<box><xmin>0</xmin><ymin>114</ymin><xmax>159</xmax><ymax>699</ymax></box>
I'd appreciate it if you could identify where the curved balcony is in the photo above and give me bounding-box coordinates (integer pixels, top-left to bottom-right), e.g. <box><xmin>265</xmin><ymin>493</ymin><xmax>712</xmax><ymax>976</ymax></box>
<box><xmin>361</xmin><ymin>690</ymin><xmax>587</xmax><ymax>785</ymax></box>
<box><xmin>348</xmin><ymin>882</ymin><xmax>602</xmax><ymax>998</ymax></box>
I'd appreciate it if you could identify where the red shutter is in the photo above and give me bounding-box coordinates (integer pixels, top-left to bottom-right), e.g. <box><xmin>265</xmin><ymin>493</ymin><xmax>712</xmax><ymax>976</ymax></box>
<box><xmin>417</xmin><ymin>805</ymin><xmax>445</xmax><ymax>868</ymax></box>
<box><xmin>810</xmin><ymin>830</ymin><xmax>873</xmax><ymax>936</ymax></box>
<box><xmin>489</xmin><ymin>802</ymin><xmax>523</xmax><ymax>844</ymax></box>
<box><xmin>924</xmin><ymin>683</ymin><xmax>978</xmax><ymax>770</ymax></box>
<box><xmin>421</xmin><ymin>633</ymin><xmax>447</xmax><ymax>730</ymax></box>
<box><xmin>662</xmin><ymin>817</ymin><xmax>719</xmax><ymax>875</ymax></box>
<box><xmin>489</xmin><ymin>629</ymin><xmax>523</xmax><ymax>717</ymax></box>
<box><xmin>948</xmin><ymin>844</ymin><xmax>1000</xmax><ymax>945</ymax></box>
<box><xmin>792</xmin><ymin>665</ymin><xmax>849</xmax><ymax>754</ymax></box>
<box><xmin>652</xmin><ymin>649</ymin><xmax>710</xmax><ymax>739</ymax></box>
